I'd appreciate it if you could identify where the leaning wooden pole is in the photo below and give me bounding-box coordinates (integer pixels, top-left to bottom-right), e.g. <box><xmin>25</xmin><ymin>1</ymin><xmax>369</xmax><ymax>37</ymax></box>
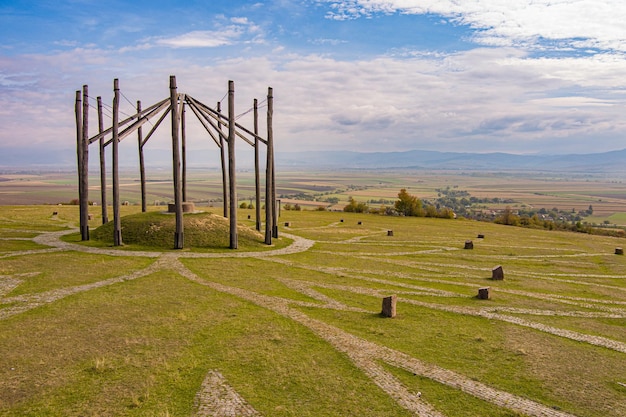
<box><xmin>112</xmin><ymin>79</ymin><xmax>123</xmax><ymax>246</ymax></box>
<box><xmin>97</xmin><ymin>96</ymin><xmax>108</xmax><ymax>224</ymax></box>
<box><xmin>137</xmin><ymin>100</ymin><xmax>147</xmax><ymax>212</ymax></box>
<box><xmin>182</xmin><ymin>102</ymin><xmax>187</xmax><ymax>203</ymax></box>
<box><xmin>80</xmin><ymin>85</ymin><xmax>90</xmax><ymax>240</ymax></box>
<box><xmin>228</xmin><ymin>80</ymin><xmax>238</xmax><ymax>249</ymax></box>
<box><xmin>170</xmin><ymin>76</ymin><xmax>184</xmax><ymax>249</ymax></box>
<box><xmin>268</xmin><ymin>87</ymin><xmax>278</xmax><ymax>238</ymax></box>
<box><xmin>75</xmin><ymin>90</ymin><xmax>85</xmax><ymax>238</ymax></box>
<box><xmin>254</xmin><ymin>98</ymin><xmax>261</xmax><ymax>231</ymax></box>
<box><xmin>218</xmin><ymin>102</ymin><xmax>228</xmax><ymax>218</ymax></box>
<box><xmin>264</xmin><ymin>88</ymin><xmax>274</xmax><ymax>245</ymax></box>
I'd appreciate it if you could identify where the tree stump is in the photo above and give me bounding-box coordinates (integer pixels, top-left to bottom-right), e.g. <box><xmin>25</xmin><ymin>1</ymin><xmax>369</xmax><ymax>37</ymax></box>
<box><xmin>478</xmin><ymin>287</ymin><xmax>490</xmax><ymax>300</ymax></box>
<box><xmin>381</xmin><ymin>295</ymin><xmax>397</xmax><ymax>318</ymax></box>
<box><xmin>477</xmin><ymin>234</ymin><xmax>485</xmax><ymax>239</ymax></box>
<box><xmin>616</xmin><ymin>247</ymin><xmax>623</xmax><ymax>255</ymax></box>
<box><xmin>492</xmin><ymin>265</ymin><xmax>504</xmax><ymax>280</ymax></box>
<box><xmin>464</xmin><ymin>240</ymin><xmax>473</xmax><ymax>249</ymax></box>
<box><xmin>387</xmin><ymin>230</ymin><xmax>394</xmax><ymax>236</ymax></box>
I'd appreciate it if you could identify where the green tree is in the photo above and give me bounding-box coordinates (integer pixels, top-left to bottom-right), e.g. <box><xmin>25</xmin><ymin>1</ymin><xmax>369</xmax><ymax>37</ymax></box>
<box><xmin>344</xmin><ymin>197</ymin><xmax>369</xmax><ymax>213</ymax></box>
<box><xmin>394</xmin><ymin>188</ymin><xmax>423</xmax><ymax>216</ymax></box>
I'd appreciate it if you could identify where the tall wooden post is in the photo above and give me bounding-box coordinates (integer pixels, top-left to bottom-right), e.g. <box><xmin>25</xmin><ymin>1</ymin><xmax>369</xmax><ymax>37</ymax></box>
<box><xmin>137</xmin><ymin>100</ymin><xmax>147</xmax><ymax>212</ymax></box>
<box><xmin>182</xmin><ymin>102</ymin><xmax>187</xmax><ymax>202</ymax></box>
<box><xmin>170</xmin><ymin>76</ymin><xmax>184</xmax><ymax>249</ymax></box>
<box><xmin>112</xmin><ymin>79</ymin><xmax>122</xmax><ymax>246</ymax></box>
<box><xmin>228</xmin><ymin>80</ymin><xmax>238</xmax><ymax>249</ymax></box>
<box><xmin>254</xmin><ymin>98</ymin><xmax>261</xmax><ymax>231</ymax></box>
<box><xmin>97</xmin><ymin>96</ymin><xmax>108</xmax><ymax>223</ymax></box>
<box><xmin>268</xmin><ymin>87</ymin><xmax>278</xmax><ymax>238</ymax></box>
<box><xmin>75</xmin><ymin>90</ymin><xmax>85</xmax><ymax>238</ymax></box>
<box><xmin>80</xmin><ymin>85</ymin><xmax>90</xmax><ymax>240</ymax></box>
<box><xmin>217</xmin><ymin>102</ymin><xmax>228</xmax><ymax>218</ymax></box>
<box><xmin>264</xmin><ymin>88</ymin><xmax>274</xmax><ymax>244</ymax></box>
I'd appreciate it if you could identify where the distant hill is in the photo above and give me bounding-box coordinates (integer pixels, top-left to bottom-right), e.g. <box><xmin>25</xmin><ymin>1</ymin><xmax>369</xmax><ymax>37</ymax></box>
<box><xmin>276</xmin><ymin>149</ymin><xmax>626</xmax><ymax>173</ymax></box>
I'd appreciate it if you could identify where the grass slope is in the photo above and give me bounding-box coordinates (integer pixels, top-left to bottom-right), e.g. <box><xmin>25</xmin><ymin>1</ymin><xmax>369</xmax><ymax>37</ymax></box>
<box><xmin>1</xmin><ymin>206</ymin><xmax>625</xmax><ymax>416</ymax></box>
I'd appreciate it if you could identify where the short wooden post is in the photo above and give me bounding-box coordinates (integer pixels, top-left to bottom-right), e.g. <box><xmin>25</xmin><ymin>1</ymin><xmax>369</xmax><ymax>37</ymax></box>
<box><xmin>464</xmin><ymin>240</ymin><xmax>473</xmax><ymax>249</ymax></box>
<box><xmin>478</xmin><ymin>287</ymin><xmax>490</xmax><ymax>300</ymax></box>
<box><xmin>381</xmin><ymin>295</ymin><xmax>397</xmax><ymax>318</ymax></box>
<box><xmin>492</xmin><ymin>265</ymin><xmax>504</xmax><ymax>280</ymax></box>
<box><xmin>477</xmin><ymin>234</ymin><xmax>485</xmax><ymax>239</ymax></box>
<box><xmin>170</xmin><ymin>75</ymin><xmax>184</xmax><ymax>249</ymax></box>
<box><xmin>387</xmin><ymin>230</ymin><xmax>393</xmax><ymax>236</ymax></box>
<box><xmin>112</xmin><ymin>79</ymin><xmax>122</xmax><ymax>246</ymax></box>
<box><xmin>615</xmin><ymin>247</ymin><xmax>623</xmax><ymax>255</ymax></box>
<box><xmin>228</xmin><ymin>80</ymin><xmax>238</xmax><ymax>249</ymax></box>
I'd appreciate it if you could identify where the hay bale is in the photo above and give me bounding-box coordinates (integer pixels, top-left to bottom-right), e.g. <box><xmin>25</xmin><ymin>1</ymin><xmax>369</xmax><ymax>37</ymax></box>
<box><xmin>477</xmin><ymin>234</ymin><xmax>485</xmax><ymax>239</ymax></box>
<box><xmin>616</xmin><ymin>247</ymin><xmax>623</xmax><ymax>255</ymax></box>
<box><xmin>381</xmin><ymin>295</ymin><xmax>397</xmax><ymax>318</ymax></box>
<box><xmin>387</xmin><ymin>230</ymin><xmax>394</xmax><ymax>236</ymax></box>
<box><xmin>492</xmin><ymin>265</ymin><xmax>504</xmax><ymax>280</ymax></box>
<box><xmin>477</xmin><ymin>287</ymin><xmax>490</xmax><ymax>300</ymax></box>
<box><xmin>464</xmin><ymin>240</ymin><xmax>473</xmax><ymax>250</ymax></box>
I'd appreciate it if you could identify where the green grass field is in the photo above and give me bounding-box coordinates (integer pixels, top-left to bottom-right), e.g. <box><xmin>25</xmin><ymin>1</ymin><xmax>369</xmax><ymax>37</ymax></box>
<box><xmin>1</xmin><ymin>205</ymin><xmax>626</xmax><ymax>416</ymax></box>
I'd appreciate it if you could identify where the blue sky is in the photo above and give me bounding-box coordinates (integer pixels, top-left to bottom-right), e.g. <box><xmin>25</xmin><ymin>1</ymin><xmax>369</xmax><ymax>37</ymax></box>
<box><xmin>2</xmin><ymin>0</ymin><xmax>626</xmax><ymax>166</ymax></box>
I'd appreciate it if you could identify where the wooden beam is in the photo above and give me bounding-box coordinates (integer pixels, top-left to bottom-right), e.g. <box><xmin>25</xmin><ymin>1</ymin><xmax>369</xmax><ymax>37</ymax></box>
<box><xmin>112</xmin><ymin>79</ymin><xmax>122</xmax><ymax>246</ymax></box>
<box><xmin>186</xmin><ymin>100</ymin><xmax>221</xmax><ymax>147</ymax></box>
<box><xmin>265</xmin><ymin>87</ymin><xmax>274</xmax><ymax>245</ymax></box>
<box><xmin>80</xmin><ymin>85</ymin><xmax>90</xmax><ymax>241</ymax></box>
<box><xmin>254</xmin><ymin>98</ymin><xmax>261</xmax><ymax>231</ymax></box>
<box><xmin>228</xmin><ymin>80</ymin><xmax>238</xmax><ymax>249</ymax></box>
<box><xmin>170</xmin><ymin>76</ymin><xmax>184</xmax><ymax>249</ymax></box>
<box><xmin>89</xmin><ymin>97</ymin><xmax>169</xmax><ymax>144</ymax></box>
<box><xmin>97</xmin><ymin>96</ymin><xmax>108</xmax><ymax>224</ymax></box>
<box><xmin>218</xmin><ymin>102</ymin><xmax>228</xmax><ymax>218</ymax></box>
<box><xmin>137</xmin><ymin>100</ymin><xmax>147</xmax><ymax>212</ymax></box>
<box><xmin>75</xmin><ymin>90</ymin><xmax>85</xmax><ymax>238</ymax></box>
<box><xmin>140</xmin><ymin>106</ymin><xmax>171</xmax><ymax>148</ymax></box>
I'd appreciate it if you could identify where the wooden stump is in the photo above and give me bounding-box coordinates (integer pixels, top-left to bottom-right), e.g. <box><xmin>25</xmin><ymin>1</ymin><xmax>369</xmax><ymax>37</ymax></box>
<box><xmin>464</xmin><ymin>240</ymin><xmax>473</xmax><ymax>249</ymax></box>
<box><xmin>491</xmin><ymin>265</ymin><xmax>504</xmax><ymax>280</ymax></box>
<box><xmin>284</xmin><ymin>222</ymin><xmax>291</xmax><ymax>227</ymax></box>
<box><xmin>247</xmin><ymin>215</ymin><xmax>251</xmax><ymax>219</ymax></box>
<box><xmin>168</xmin><ymin>202</ymin><xmax>195</xmax><ymax>213</ymax></box>
<box><xmin>88</xmin><ymin>214</ymin><xmax>93</xmax><ymax>220</ymax></box>
<box><xmin>477</xmin><ymin>234</ymin><xmax>485</xmax><ymax>239</ymax></box>
<box><xmin>616</xmin><ymin>247</ymin><xmax>623</xmax><ymax>255</ymax></box>
<box><xmin>381</xmin><ymin>295</ymin><xmax>397</xmax><ymax>318</ymax></box>
<box><xmin>358</xmin><ymin>221</ymin><xmax>363</xmax><ymax>225</ymax></box>
<box><xmin>340</xmin><ymin>219</ymin><xmax>344</xmax><ymax>222</ymax></box>
<box><xmin>478</xmin><ymin>287</ymin><xmax>490</xmax><ymax>300</ymax></box>
<box><xmin>387</xmin><ymin>230</ymin><xmax>394</xmax><ymax>236</ymax></box>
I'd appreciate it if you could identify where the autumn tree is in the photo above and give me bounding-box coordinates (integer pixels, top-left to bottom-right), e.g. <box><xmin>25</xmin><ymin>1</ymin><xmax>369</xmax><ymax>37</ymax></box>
<box><xmin>394</xmin><ymin>188</ymin><xmax>423</xmax><ymax>216</ymax></box>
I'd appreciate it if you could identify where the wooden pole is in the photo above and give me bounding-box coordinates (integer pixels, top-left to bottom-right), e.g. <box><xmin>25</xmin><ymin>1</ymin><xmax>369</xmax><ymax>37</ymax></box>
<box><xmin>75</xmin><ymin>90</ymin><xmax>85</xmax><ymax>237</ymax></box>
<box><xmin>217</xmin><ymin>102</ymin><xmax>228</xmax><ymax>218</ymax></box>
<box><xmin>112</xmin><ymin>79</ymin><xmax>122</xmax><ymax>246</ymax></box>
<box><xmin>80</xmin><ymin>85</ymin><xmax>90</xmax><ymax>240</ymax></box>
<box><xmin>182</xmin><ymin>102</ymin><xmax>187</xmax><ymax>202</ymax></box>
<box><xmin>264</xmin><ymin>88</ymin><xmax>274</xmax><ymax>245</ymax></box>
<box><xmin>268</xmin><ymin>87</ymin><xmax>278</xmax><ymax>238</ymax></box>
<box><xmin>228</xmin><ymin>80</ymin><xmax>238</xmax><ymax>249</ymax></box>
<box><xmin>137</xmin><ymin>100</ymin><xmax>147</xmax><ymax>212</ymax></box>
<box><xmin>97</xmin><ymin>96</ymin><xmax>108</xmax><ymax>224</ymax></box>
<box><xmin>254</xmin><ymin>98</ymin><xmax>261</xmax><ymax>231</ymax></box>
<box><xmin>170</xmin><ymin>75</ymin><xmax>184</xmax><ymax>249</ymax></box>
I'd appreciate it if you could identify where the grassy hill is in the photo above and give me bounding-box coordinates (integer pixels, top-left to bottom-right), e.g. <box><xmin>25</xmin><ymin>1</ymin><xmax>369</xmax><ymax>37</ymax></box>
<box><xmin>1</xmin><ymin>205</ymin><xmax>625</xmax><ymax>416</ymax></box>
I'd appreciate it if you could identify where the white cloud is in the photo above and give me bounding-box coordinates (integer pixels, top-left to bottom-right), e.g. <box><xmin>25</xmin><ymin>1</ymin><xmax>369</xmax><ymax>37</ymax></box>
<box><xmin>325</xmin><ymin>0</ymin><xmax>626</xmax><ymax>51</ymax></box>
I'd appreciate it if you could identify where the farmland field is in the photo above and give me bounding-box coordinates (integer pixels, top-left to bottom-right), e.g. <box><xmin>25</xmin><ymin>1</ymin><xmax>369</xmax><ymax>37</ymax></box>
<box><xmin>1</xmin><ymin>202</ymin><xmax>626</xmax><ymax>416</ymax></box>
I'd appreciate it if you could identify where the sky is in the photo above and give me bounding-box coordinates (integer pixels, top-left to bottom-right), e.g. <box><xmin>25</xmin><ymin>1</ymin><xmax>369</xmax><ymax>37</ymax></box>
<box><xmin>2</xmin><ymin>0</ymin><xmax>626</xmax><ymax>167</ymax></box>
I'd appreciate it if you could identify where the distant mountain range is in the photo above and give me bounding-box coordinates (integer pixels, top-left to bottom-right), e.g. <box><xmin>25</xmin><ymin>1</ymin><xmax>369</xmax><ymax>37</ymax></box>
<box><xmin>276</xmin><ymin>149</ymin><xmax>626</xmax><ymax>173</ymax></box>
<box><xmin>2</xmin><ymin>147</ymin><xmax>626</xmax><ymax>174</ymax></box>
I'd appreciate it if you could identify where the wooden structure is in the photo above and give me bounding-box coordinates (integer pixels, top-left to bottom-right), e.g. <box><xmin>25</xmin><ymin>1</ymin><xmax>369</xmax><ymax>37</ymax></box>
<box><xmin>75</xmin><ymin>76</ymin><xmax>277</xmax><ymax>249</ymax></box>
<box><xmin>381</xmin><ymin>295</ymin><xmax>397</xmax><ymax>318</ymax></box>
<box><xmin>491</xmin><ymin>265</ymin><xmax>504</xmax><ymax>280</ymax></box>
